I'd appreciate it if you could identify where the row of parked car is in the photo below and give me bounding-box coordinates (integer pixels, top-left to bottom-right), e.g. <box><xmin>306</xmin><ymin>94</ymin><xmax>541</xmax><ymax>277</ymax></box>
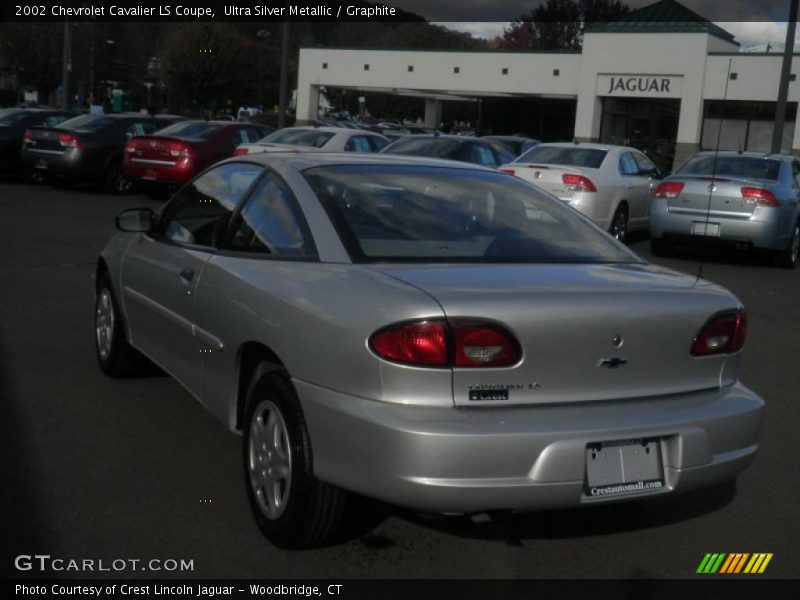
<box><xmin>4</xmin><ymin>106</ymin><xmax>798</xmax><ymax>268</ymax></box>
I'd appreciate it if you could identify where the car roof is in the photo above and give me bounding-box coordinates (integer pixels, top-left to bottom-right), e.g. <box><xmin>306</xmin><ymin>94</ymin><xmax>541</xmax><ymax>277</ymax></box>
<box><xmin>226</xmin><ymin>151</ymin><xmax>496</xmax><ymax>172</ymax></box>
<box><xmin>279</xmin><ymin>126</ymin><xmax>378</xmax><ymax>135</ymax></box>
<box><xmin>533</xmin><ymin>142</ymin><xmax>635</xmax><ymax>152</ymax></box>
<box><xmin>687</xmin><ymin>150</ymin><xmax>793</xmax><ymax>160</ymax></box>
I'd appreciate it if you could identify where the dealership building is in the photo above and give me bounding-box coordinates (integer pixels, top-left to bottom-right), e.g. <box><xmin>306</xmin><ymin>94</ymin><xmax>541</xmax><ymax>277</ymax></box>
<box><xmin>295</xmin><ymin>0</ymin><xmax>800</xmax><ymax>170</ymax></box>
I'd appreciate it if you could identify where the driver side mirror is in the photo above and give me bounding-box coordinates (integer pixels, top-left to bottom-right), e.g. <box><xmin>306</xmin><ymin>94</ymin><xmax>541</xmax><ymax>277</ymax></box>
<box><xmin>116</xmin><ymin>207</ymin><xmax>154</xmax><ymax>232</ymax></box>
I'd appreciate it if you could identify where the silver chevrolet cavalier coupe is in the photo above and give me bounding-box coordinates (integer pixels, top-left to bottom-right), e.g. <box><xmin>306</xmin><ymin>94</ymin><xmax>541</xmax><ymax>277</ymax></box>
<box><xmin>95</xmin><ymin>153</ymin><xmax>764</xmax><ymax>548</ymax></box>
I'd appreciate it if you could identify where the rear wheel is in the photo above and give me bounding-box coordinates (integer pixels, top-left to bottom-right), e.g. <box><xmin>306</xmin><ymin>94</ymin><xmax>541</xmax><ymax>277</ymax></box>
<box><xmin>95</xmin><ymin>274</ymin><xmax>149</xmax><ymax>377</ymax></box>
<box><xmin>609</xmin><ymin>205</ymin><xmax>628</xmax><ymax>243</ymax></box>
<box><xmin>243</xmin><ymin>369</ymin><xmax>348</xmax><ymax>548</ymax></box>
<box><xmin>105</xmin><ymin>162</ymin><xmax>132</xmax><ymax>194</ymax></box>
<box><xmin>774</xmin><ymin>221</ymin><xmax>799</xmax><ymax>269</ymax></box>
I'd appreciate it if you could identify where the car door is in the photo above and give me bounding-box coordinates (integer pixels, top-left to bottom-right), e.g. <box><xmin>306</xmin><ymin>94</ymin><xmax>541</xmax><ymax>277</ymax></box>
<box><xmin>120</xmin><ymin>162</ymin><xmax>262</xmax><ymax>397</ymax></box>
<box><xmin>618</xmin><ymin>151</ymin><xmax>651</xmax><ymax>229</ymax></box>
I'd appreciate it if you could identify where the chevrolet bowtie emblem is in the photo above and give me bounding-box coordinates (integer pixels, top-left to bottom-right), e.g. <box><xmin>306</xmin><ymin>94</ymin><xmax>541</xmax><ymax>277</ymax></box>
<box><xmin>597</xmin><ymin>357</ymin><xmax>629</xmax><ymax>368</ymax></box>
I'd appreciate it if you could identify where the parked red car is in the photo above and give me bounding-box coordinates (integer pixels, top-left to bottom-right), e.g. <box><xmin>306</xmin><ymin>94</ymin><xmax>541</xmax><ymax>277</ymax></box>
<box><xmin>123</xmin><ymin>120</ymin><xmax>273</xmax><ymax>196</ymax></box>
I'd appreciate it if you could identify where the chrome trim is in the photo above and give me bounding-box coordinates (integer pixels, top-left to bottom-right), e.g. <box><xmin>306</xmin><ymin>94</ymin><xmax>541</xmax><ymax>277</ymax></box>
<box><xmin>131</xmin><ymin>158</ymin><xmax>175</xmax><ymax>166</ymax></box>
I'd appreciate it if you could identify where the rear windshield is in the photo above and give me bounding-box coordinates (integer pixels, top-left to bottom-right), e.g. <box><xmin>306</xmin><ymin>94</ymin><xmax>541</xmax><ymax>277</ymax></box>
<box><xmin>59</xmin><ymin>115</ymin><xmax>115</xmax><ymax>131</ymax></box>
<box><xmin>260</xmin><ymin>128</ymin><xmax>335</xmax><ymax>148</ymax></box>
<box><xmin>517</xmin><ymin>146</ymin><xmax>607</xmax><ymax>169</ymax></box>
<box><xmin>382</xmin><ymin>137</ymin><xmax>462</xmax><ymax>158</ymax></box>
<box><xmin>304</xmin><ymin>165</ymin><xmax>638</xmax><ymax>264</ymax></box>
<box><xmin>0</xmin><ymin>110</ymin><xmax>27</xmax><ymax>125</ymax></box>
<box><xmin>156</xmin><ymin>121</ymin><xmax>222</xmax><ymax>139</ymax></box>
<box><xmin>677</xmin><ymin>155</ymin><xmax>781</xmax><ymax>181</ymax></box>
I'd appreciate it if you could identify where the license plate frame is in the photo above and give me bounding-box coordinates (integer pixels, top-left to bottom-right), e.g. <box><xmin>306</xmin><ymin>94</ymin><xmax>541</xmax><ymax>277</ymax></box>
<box><xmin>142</xmin><ymin>169</ymin><xmax>158</xmax><ymax>181</ymax></box>
<box><xmin>35</xmin><ymin>158</ymin><xmax>48</xmax><ymax>170</ymax></box>
<box><xmin>585</xmin><ymin>438</ymin><xmax>664</xmax><ymax>498</ymax></box>
<box><xmin>691</xmin><ymin>221</ymin><xmax>720</xmax><ymax>237</ymax></box>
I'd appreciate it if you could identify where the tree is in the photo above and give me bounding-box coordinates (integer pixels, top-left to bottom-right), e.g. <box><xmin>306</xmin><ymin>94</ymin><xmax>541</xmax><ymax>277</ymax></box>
<box><xmin>501</xmin><ymin>0</ymin><xmax>629</xmax><ymax>51</ymax></box>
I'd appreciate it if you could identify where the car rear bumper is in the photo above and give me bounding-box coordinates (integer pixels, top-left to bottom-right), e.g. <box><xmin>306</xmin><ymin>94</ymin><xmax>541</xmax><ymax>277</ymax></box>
<box><xmin>296</xmin><ymin>380</ymin><xmax>763</xmax><ymax>513</ymax></box>
<box><xmin>20</xmin><ymin>150</ymin><xmax>98</xmax><ymax>181</ymax></box>
<box><xmin>123</xmin><ymin>160</ymin><xmax>195</xmax><ymax>185</ymax></box>
<box><xmin>650</xmin><ymin>198</ymin><xmax>795</xmax><ymax>251</ymax></box>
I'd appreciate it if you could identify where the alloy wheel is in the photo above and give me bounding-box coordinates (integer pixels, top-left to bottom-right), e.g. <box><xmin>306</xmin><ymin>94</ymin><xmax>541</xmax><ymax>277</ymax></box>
<box><xmin>95</xmin><ymin>288</ymin><xmax>115</xmax><ymax>361</ymax></box>
<box><xmin>248</xmin><ymin>399</ymin><xmax>293</xmax><ymax>520</ymax></box>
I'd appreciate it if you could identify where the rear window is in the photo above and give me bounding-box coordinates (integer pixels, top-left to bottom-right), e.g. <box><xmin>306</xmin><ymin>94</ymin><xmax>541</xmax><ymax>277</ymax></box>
<box><xmin>677</xmin><ymin>155</ymin><xmax>781</xmax><ymax>181</ymax></box>
<box><xmin>517</xmin><ymin>146</ymin><xmax>608</xmax><ymax>169</ymax></box>
<box><xmin>260</xmin><ymin>128</ymin><xmax>335</xmax><ymax>148</ymax></box>
<box><xmin>156</xmin><ymin>121</ymin><xmax>222</xmax><ymax>139</ymax></box>
<box><xmin>382</xmin><ymin>137</ymin><xmax>462</xmax><ymax>158</ymax></box>
<box><xmin>304</xmin><ymin>165</ymin><xmax>638</xmax><ymax>264</ymax></box>
<box><xmin>58</xmin><ymin>115</ymin><xmax>115</xmax><ymax>131</ymax></box>
<box><xmin>0</xmin><ymin>110</ymin><xmax>26</xmax><ymax>125</ymax></box>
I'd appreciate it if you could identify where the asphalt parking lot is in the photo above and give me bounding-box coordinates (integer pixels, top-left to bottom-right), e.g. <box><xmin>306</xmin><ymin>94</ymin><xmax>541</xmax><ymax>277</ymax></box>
<box><xmin>1</xmin><ymin>180</ymin><xmax>798</xmax><ymax>579</ymax></box>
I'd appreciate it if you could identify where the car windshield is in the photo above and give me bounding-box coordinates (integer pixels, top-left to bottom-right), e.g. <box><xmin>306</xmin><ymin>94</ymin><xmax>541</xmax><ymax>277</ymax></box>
<box><xmin>677</xmin><ymin>155</ymin><xmax>781</xmax><ymax>181</ymax></box>
<box><xmin>382</xmin><ymin>137</ymin><xmax>462</xmax><ymax>158</ymax></box>
<box><xmin>304</xmin><ymin>165</ymin><xmax>639</xmax><ymax>264</ymax></box>
<box><xmin>156</xmin><ymin>121</ymin><xmax>222</xmax><ymax>139</ymax></box>
<box><xmin>0</xmin><ymin>109</ymin><xmax>27</xmax><ymax>125</ymax></box>
<box><xmin>59</xmin><ymin>115</ymin><xmax>115</xmax><ymax>131</ymax></box>
<box><xmin>260</xmin><ymin>129</ymin><xmax>335</xmax><ymax>147</ymax></box>
<box><xmin>517</xmin><ymin>146</ymin><xmax>607</xmax><ymax>168</ymax></box>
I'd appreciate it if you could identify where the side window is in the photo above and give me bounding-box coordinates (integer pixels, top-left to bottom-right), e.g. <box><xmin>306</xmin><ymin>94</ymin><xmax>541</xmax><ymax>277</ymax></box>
<box><xmin>471</xmin><ymin>143</ymin><xmax>497</xmax><ymax>166</ymax></box>
<box><xmin>345</xmin><ymin>135</ymin><xmax>373</xmax><ymax>153</ymax></box>
<box><xmin>368</xmin><ymin>136</ymin><xmax>389</xmax><ymax>152</ymax></box>
<box><xmin>227</xmin><ymin>173</ymin><xmax>315</xmax><ymax>258</ymax></box>
<box><xmin>42</xmin><ymin>114</ymin><xmax>70</xmax><ymax>127</ymax></box>
<box><xmin>492</xmin><ymin>145</ymin><xmax>516</xmax><ymax>166</ymax></box>
<box><xmin>632</xmin><ymin>152</ymin><xmax>657</xmax><ymax>175</ymax></box>
<box><xmin>619</xmin><ymin>152</ymin><xmax>639</xmax><ymax>176</ymax></box>
<box><xmin>236</xmin><ymin>128</ymin><xmax>261</xmax><ymax>144</ymax></box>
<box><xmin>125</xmin><ymin>121</ymin><xmax>157</xmax><ymax>139</ymax></box>
<box><xmin>158</xmin><ymin>163</ymin><xmax>262</xmax><ymax>248</ymax></box>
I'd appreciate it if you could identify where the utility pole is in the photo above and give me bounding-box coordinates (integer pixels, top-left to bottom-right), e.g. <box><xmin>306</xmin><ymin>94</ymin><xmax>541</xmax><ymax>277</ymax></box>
<box><xmin>278</xmin><ymin>20</ymin><xmax>290</xmax><ymax>128</ymax></box>
<box><xmin>772</xmin><ymin>0</ymin><xmax>799</xmax><ymax>153</ymax></box>
<box><xmin>61</xmin><ymin>22</ymin><xmax>71</xmax><ymax>109</ymax></box>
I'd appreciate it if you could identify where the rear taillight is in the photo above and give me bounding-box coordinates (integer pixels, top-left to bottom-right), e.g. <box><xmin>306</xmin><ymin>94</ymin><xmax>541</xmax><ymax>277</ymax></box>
<box><xmin>166</xmin><ymin>141</ymin><xmax>193</xmax><ymax>158</ymax></box>
<box><xmin>370</xmin><ymin>321</ymin><xmax>448</xmax><ymax>367</ymax></box>
<box><xmin>124</xmin><ymin>140</ymin><xmax>137</xmax><ymax>153</ymax></box>
<box><xmin>58</xmin><ymin>133</ymin><xmax>84</xmax><ymax>149</ymax></box>
<box><xmin>741</xmin><ymin>187</ymin><xmax>779</xmax><ymax>207</ymax></box>
<box><xmin>369</xmin><ymin>319</ymin><xmax>520</xmax><ymax>368</ymax></box>
<box><xmin>499</xmin><ymin>168</ymin><xmax>515</xmax><ymax>176</ymax></box>
<box><xmin>233</xmin><ymin>147</ymin><xmax>249</xmax><ymax>156</ymax></box>
<box><xmin>23</xmin><ymin>129</ymin><xmax>34</xmax><ymax>143</ymax></box>
<box><xmin>653</xmin><ymin>181</ymin><xmax>684</xmax><ymax>199</ymax></box>
<box><xmin>691</xmin><ymin>312</ymin><xmax>747</xmax><ymax>356</ymax></box>
<box><xmin>562</xmin><ymin>173</ymin><xmax>597</xmax><ymax>193</ymax></box>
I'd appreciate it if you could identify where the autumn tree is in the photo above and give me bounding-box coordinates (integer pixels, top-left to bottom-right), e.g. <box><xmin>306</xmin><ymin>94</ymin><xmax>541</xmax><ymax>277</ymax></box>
<box><xmin>501</xmin><ymin>0</ymin><xmax>629</xmax><ymax>51</ymax></box>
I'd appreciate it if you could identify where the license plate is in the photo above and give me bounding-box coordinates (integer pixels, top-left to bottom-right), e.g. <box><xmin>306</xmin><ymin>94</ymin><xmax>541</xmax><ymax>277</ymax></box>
<box><xmin>142</xmin><ymin>169</ymin><xmax>157</xmax><ymax>180</ymax></box>
<box><xmin>691</xmin><ymin>221</ymin><xmax>720</xmax><ymax>236</ymax></box>
<box><xmin>35</xmin><ymin>158</ymin><xmax>48</xmax><ymax>170</ymax></box>
<box><xmin>585</xmin><ymin>438</ymin><xmax>664</xmax><ymax>498</ymax></box>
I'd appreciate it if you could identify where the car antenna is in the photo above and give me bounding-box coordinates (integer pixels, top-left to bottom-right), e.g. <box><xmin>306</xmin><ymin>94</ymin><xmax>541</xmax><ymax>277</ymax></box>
<box><xmin>697</xmin><ymin>58</ymin><xmax>733</xmax><ymax>283</ymax></box>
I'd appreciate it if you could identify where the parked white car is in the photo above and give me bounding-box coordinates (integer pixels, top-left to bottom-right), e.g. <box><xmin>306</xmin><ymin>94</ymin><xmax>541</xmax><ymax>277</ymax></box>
<box><xmin>500</xmin><ymin>142</ymin><xmax>662</xmax><ymax>241</ymax></box>
<box><xmin>235</xmin><ymin>126</ymin><xmax>389</xmax><ymax>156</ymax></box>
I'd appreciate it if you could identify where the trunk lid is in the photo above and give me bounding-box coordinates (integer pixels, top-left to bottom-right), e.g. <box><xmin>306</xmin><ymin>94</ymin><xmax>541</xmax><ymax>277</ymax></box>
<box><xmin>510</xmin><ymin>164</ymin><xmax>595</xmax><ymax>201</ymax></box>
<box><xmin>666</xmin><ymin>175</ymin><xmax>771</xmax><ymax>217</ymax></box>
<box><xmin>126</xmin><ymin>135</ymin><xmax>200</xmax><ymax>167</ymax></box>
<box><xmin>370</xmin><ymin>263</ymin><xmax>740</xmax><ymax>406</ymax></box>
<box><xmin>24</xmin><ymin>126</ymin><xmax>67</xmax><ymax>154</ymax></box>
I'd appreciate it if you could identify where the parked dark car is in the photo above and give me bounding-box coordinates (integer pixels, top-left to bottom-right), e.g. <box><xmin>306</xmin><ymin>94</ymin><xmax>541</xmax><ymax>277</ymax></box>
<box><xmin>123</xmin><ymin>120</ymin><xmax>273</xmax><ymax>197</ymax></box>
<box><xmin>381</xmin><ymin>134</ymin><xmax>516</xmax><ymax>167</ymax></box>
<box><xmin>482</xmin><ymin>135</ymin><xmax>540</xmax><ymax>157</ymax></box>
<box><xmin>20</xmin><ymin>113</ymin><xmax>184</xmax><ymax>193</ymax></box>
<box><xmin>0</xmin><ymin>108</ymin><xmax>76</xmax><ymax>179</ymax></box>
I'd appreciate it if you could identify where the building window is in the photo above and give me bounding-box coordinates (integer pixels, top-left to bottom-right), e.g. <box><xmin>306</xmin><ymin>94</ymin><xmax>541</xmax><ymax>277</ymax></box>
<box><xmin>322</xmin><ymin>63</ymin><xmax>328</xmax><ymax>69</ymax></box>
<box><xmin>729</xmin><ymin>72</ymin><xmax>738</xmax><ymax>80</ymax></box>
<box><xmin>364</xmin><ymin>64</ymin><xmax>370</xmax><ymax>71</ymax></box>
<box><xmin>701</xmin><ymin>100</ymin><xmax>797</xmax><ymax>153</ymax></box>
<box><xmin>791</xmin><ymin>74</ymin><xmax>797</xmax><ymax>82</ymax></box>
<box><xmin>453</xmin><ymin>67</ymin><xmax>460</xmax><ymax>74</ymax></box>
<box><xmin>501</xmin><ymin>68</ymin><xmax>509</xmax><ymax>75</ymax></box>
<box><xmin>408</xmin><ymin>65</ymin><xmax>414</xmax><ymax>72</ymax></box>
<box><xmin>553</xmin><ymin>69</ymin><xmax>560</xmax><ymax>76</ymax></box>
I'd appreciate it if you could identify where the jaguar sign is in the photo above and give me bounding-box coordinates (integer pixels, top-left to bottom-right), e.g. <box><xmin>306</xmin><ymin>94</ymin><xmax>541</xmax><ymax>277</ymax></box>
<box><xmin>597</xmin><ymin>74</ymin><xmax>683</xmax><ymax>98</ymax></box>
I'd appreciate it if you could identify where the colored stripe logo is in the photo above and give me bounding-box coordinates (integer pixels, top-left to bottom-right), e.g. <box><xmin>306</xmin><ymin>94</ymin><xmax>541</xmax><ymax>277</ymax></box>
<box><xmin>696</xmin><ymin>553</ymin><xmax>773</xmax><ymax>574</ymax></box>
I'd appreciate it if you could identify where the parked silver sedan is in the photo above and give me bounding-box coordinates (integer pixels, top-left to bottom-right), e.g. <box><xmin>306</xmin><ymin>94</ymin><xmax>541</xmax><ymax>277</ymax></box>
<box><xmin>650</xmin><ymin>151</ymin><xmax>800</xmax><ymax>268</ymax></box>
<box><xmin>500</xmin><ymin>142</ymin><xmax>661</xmax><ymax>242</ymax></box>
<box><xmin>234</xmin><ymin>126</ymin><xmax>389</xmax><ymax>156</ymax></box>
<box><xmin>95</xmin><ymin>153</ymin><xmax>763</xmax><ymax>548</ymax></box>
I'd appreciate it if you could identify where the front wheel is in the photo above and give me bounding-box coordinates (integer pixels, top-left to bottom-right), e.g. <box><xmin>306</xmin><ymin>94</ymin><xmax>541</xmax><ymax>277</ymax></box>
<box><xmin>774</xmin><ymin>221</ymin><xmax>799</xmax><ymax>269</ymax></box>
<box><xmin>243</xmin><ymin>370</ymin><xmax>347</xmax><ymax>549</ymax></box>
<box><xmin>609</xmin><ymin>205</ymin><xmax>628</xmax><ymax>243</ymax></box>
<box><xmin>95</xmin><ymin>274</ymin><xmax>149</xmax><ymax>377</ymax></box>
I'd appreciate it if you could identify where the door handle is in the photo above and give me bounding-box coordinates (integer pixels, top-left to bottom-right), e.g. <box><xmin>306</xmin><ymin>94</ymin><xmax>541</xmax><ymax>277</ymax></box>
<box><xmin>180</xmin><ymin>268</ymin><xmax>195</xmax><ymax>282</ymax></box>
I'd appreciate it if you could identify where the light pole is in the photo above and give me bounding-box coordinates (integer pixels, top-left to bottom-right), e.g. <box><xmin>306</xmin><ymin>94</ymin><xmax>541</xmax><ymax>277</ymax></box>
<box><xmin>278</xmin><ymin>20</ymin><xmax>290</xmax><ymax>128</ymax></box>
<box><xmin>772</xmin><ymin>0</ymin><xmax>799</xmax><ymax>153</ymax></box>
<box><xmin>61</xmin><ymin>22</ymin><xmax>71</xmax><ymax>109</ymax></box>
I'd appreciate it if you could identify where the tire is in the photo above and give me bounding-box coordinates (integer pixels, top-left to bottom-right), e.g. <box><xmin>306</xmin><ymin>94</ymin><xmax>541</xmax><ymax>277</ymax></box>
<box><xmin>95</xmin><ymin>274</ymin><xmax>148</xmax><ymax>377</ymax></box>
<box><xmin>650</xmin><ymin>237</ymin><xmax>672</xmax><ymax>257</ymax></box>
<box><xmin>105</xmin><ymin>162</ymin><xmax>132</xmax><ymax>194</ymax></box>
<box><xmin>609</xmin><ymin>205</ymin><xmax>629</xmax><ymax>243</ymax></box>
<box><xmin>27</xmin><ymin>169</ymin><xmax>48</xmax><ymax>185</ymax></box>
<box><xmin>774</xmin><ymin>221</ymin><xmax>799</xmax><ymax>269</ymax></box>
<box><xmin>243</xmin><ymin>369</ymin><xmax>348</xmax><ymax>549</ymax></box>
